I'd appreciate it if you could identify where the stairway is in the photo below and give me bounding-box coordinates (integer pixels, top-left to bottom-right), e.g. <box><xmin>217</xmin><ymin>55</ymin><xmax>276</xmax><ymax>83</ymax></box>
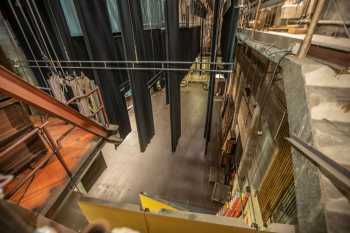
<box><xmin>302</xmin><ymin>63</ymin><xmax>350</xmax><ymax>233</ymax></box>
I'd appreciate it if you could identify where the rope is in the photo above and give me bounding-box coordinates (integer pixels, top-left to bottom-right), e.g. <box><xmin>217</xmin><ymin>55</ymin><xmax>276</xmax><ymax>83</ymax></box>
<box><xmin>8</xmin><ymin>0</ymin><xmax>49</xmax><ymax>89</ymax></box>
<box><xmin>20</xmin><ymin>0</ymin><xmax>57</xmax><ymax>74</ymax></box>
<box><xmin>30</xmin><ymin>0</ymin><xmax>68</xmax><ymax>73</ymax></box>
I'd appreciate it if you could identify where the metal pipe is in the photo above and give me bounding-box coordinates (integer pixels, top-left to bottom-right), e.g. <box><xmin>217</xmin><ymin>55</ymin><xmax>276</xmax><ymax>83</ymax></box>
<box><xmin>21</xmin><ymin>60</ymin><xmax>235</xmax><ymax>66</ymax></box>
<box><xmin>41</xmin><ymin>126</ymin><xmax>73</xmax><ymax>178</ymax></box>
<box><xmin>286</xmin><ymin>135</ymin><xmax>350</xmax><ymax>200</ymax></box>
<box><xmin>297</xmin><ymin>0</ymin><xmax>327</xmax><ymax>58</ymax></box>
<box><xmin>21</xmin><ymin>64</ymin><xmax>233</xmax><ymax>73</ymax></box>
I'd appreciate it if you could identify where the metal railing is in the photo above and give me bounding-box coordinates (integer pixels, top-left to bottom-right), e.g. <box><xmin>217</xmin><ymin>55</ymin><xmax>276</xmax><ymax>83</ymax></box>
<box><xmin>286</xmin><ymin>135</ymin><xmax>350</xmax><ymax>200</ymax></box>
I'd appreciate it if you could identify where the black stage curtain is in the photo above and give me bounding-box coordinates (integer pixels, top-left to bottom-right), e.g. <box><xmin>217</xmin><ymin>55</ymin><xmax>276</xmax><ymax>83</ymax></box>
<box><xmin>220</xmin><ymin>5</ymin><xmax>239</xmax><ymax>79</ymax></box>
<box><xmin>116</xmin><ymin>0</ymin><xmax>155</xmax><ymax>152</ymax></box>
<box><xmin>179</xmin><ymin>26</ymin><xmax>201</xmax><ymax>65</ymax></box>
<box><xmin>204</xmin><ymin>0</ymin><xmax>221</xmax><ymax>150</ymax></box>
<box><xmin>165</xmin><ymin>0</ymin><xmax>181</xmax><ymax>152</ymax></box>
<box><xmin>73</xmin><ymin>0</ymin><xmax>131</xmax><ymax>137</ymax></box>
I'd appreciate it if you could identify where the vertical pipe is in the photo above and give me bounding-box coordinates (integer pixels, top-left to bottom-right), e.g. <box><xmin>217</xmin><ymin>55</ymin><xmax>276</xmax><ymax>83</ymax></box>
<box><xmin>297</xmin><ymin>0</ymin><xmax>326</xmax><ymax>58</ymax></box>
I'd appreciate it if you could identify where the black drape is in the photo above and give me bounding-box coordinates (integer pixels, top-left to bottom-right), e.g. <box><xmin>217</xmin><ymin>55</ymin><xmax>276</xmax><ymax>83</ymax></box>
<box><xmin>220</xmin><ymin>5</ymin><xmax>239</xmax><ymax>79</ymax></box>
<box><xmin>116</xmin><ymin>0</ymin><xmax>155</xmax><ymax>152</ymax></box>
<box><xmin>165</xmin><ymin>0</ymin><xmax>181</xmax><ymax>152</ymax></box>
<box><xmin>42</xmin><ymin>0</ymin><xmax>76</xmax><ymax>61</ymax></box>
<box><xmin>73</xmin><ymin>0</ymin><xmax>131</xmax><ymax>137</ymax></box>
<box><xmin>204</xmin><ymin>0</ymin><xmax>222</xmax><ymax>151</ymax></box>
<box><xmin>179</xmin><ymin>27</ymin><xmax>201</xmax><ymax>64</ymax></box>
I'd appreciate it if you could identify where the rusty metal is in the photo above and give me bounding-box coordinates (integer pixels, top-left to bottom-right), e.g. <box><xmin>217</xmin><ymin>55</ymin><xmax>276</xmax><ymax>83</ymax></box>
<box><xmin>56</xmin><ymin>125</ymin><xmax>75</xmax><ymax>147</ymax></box>
<box><xmin>0</xmin><ymin>122</ymin><xmax>47</xmax><ymax>159</ymax></box>
<box><xmin>4</xmin><ymin>153</ymin><xmax>55</xmax><ymax>199</ymax></box>
<box><xmin>3</xmin><ymin>121</ymin><xmax>74</xmax><ymax>199</ymax></box>
<box><xmin>57</xmin><ymin>86</ymin><xmax>109</xmax><ymax>145</ymax></box>
<box><xmin>0</xmin><ymin>66</ymin><xmax>113</xmax><ymax>139</ymax></box>
<box><xmin>41</xmin><ymin>126</ymin><xmax>73</xmax><ymax>178</ymax></box>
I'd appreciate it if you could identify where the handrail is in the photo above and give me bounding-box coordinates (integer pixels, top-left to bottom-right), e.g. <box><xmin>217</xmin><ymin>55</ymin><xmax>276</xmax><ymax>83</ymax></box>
<box><xmin>286</xmin><ymin>135</ymin><xmax>350</xmax><ymax>200</ymax></box>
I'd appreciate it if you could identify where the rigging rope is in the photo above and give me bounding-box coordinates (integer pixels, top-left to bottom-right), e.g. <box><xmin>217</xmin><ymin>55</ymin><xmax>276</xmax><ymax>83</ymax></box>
<box><xmin>7</xmin><ymin>0</ymin><xmax>50</xmax><ymax>90</ymax></box>
<box><xmin>30</xmin><ymin>0</ymin><xmax>67</xmax><ymax>72</ymax></box>
<box><xmin>24</xmin><ymin>0</ymin><xmax>60</xmax><ymax>74</ymax></box>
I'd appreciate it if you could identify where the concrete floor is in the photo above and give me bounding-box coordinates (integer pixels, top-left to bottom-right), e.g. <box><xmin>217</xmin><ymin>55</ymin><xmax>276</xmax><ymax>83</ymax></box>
<box><xmin>88</xmin><ymin>83</ymin><xmax>221</xmax><ymax>212</ymax></box>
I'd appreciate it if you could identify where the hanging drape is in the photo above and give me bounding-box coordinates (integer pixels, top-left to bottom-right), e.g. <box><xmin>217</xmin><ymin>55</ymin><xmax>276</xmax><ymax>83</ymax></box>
<box><xmin>204</xmin><ymin>0</ymin><xmax>222</xmax><ymax>151</ymax></box>
<box><xmin>116</xmin><ymin>0</ymin><xmax>155</xmax><ymax>152</ymax></box>
<box><xmin>164</xmin><ymin>0</ymin><xmax>181</xmax><ymax>152</ymax></box>
<box><xmin>220</xmin><ymin>4</ymin><xmax>239</xmax><ymax>79</ymax></box>
<box><xmin>73</xmin><ymin>0</ymin><xmax>131</xmax><ymax>137</ymax></box>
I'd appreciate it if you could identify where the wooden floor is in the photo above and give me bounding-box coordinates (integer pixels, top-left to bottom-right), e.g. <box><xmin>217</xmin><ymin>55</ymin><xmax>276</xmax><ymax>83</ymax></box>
<box><xmin>5</xmin><ymin>117</ymin><xmax>102</xmax><ymax>215</ymax></box>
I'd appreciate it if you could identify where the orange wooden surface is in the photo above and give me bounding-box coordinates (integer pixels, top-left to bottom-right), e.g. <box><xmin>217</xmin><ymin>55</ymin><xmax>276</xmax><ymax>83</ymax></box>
<box><xmin>5</xmin><ymin>117</ymin><xmax>101</xmax><ymax>214</ymax></box>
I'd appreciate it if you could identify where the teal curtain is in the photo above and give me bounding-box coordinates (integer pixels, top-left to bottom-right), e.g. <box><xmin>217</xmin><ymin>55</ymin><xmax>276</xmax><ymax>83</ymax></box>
<box><xmin>60</xmin><ymin>0</ymin><xmax>121</xmax><ymax>35</ymax></box>
<box><xmin>59</xmin><ymin>0</ymin><xmax>82</xmax><ymax>36</ymax></box>
<box><xmin>140</xmin><ymin>0</ymin><xmax>165</xmax><ymax>29</ymax></box>
<box><xmin>106</xmin><ymin>0</ymin><xmax>121</xmax><ymax>33</ymax></box>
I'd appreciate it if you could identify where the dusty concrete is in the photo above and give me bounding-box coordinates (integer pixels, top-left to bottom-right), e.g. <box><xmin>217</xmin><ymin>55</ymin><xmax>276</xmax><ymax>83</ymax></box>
<box><xmin>88</xmin><ymin>84</ymin><xmax>221</xmax><ymax>212</ymax></box>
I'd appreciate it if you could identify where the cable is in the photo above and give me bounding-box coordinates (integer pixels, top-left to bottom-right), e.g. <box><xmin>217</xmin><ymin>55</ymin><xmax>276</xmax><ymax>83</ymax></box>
<box><xmin>23</xmin><ymin>0</ymin><xmax>58</xmax><ymax>74</ymax></box>
<box><xmin>45</xmin><ymin>1</ymin><xmax>71</xmax><ymax>61</ymax></box>
<box><xmin>8</xmin><ymin>0</ymin><xmax>51</xmax><ymax>90</ymax></box>
<box><xmin>30</xmin><ymin>0</ymin><xmax>66</xmax><ymax>74</ymax></box>
<box><xmin>15</xmin><ymin>0</ymin><xmax>56</xmax><ymax>74</ymax></box>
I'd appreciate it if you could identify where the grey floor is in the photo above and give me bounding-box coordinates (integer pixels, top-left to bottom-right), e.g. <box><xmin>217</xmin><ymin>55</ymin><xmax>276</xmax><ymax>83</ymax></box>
<box><xmin>88</xmin><ymin>83</ymin><xmax>221</xmax><ymax>212</ymax></box>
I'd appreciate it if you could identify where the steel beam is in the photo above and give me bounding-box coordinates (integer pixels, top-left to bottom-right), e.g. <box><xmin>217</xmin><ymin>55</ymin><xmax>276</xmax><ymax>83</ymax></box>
<box><xmin>0</xmin><ymin>66</ymin><xmax>112</xmax><ymax>139</ymax></box>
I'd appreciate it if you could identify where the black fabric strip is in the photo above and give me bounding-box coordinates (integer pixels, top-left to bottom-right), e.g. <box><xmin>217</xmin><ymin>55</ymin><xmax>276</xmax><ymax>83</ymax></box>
<box><xmin>204</xmin><ymin>0</ymin><xmax>221</xmax><ymax>150</ymax></box>
<box><xmin>164</xmin><ymin>0</ymin><xmax>181</xmax><ymax>152</ymax></box>
<box><xmin>220</xmin><ymin>5</ymin><xmax>239</xmax><ymax>79</ymax></box>
<box><xmin>116</xmin><ymin>0</ymin><xmax>155</xmax><ymax>152</ymax></box>
<box><xmin>73</xmin><ymin>0</ymin><xmax>131</xmax><ymax>137</ymax></box>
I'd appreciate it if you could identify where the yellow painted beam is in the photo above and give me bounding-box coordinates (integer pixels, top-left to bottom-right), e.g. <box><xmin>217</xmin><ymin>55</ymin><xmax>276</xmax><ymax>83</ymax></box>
<box><xmin>139</xmin><ymin>193</ymin><xmax>178</xmax><ymax>213</ymax></box>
